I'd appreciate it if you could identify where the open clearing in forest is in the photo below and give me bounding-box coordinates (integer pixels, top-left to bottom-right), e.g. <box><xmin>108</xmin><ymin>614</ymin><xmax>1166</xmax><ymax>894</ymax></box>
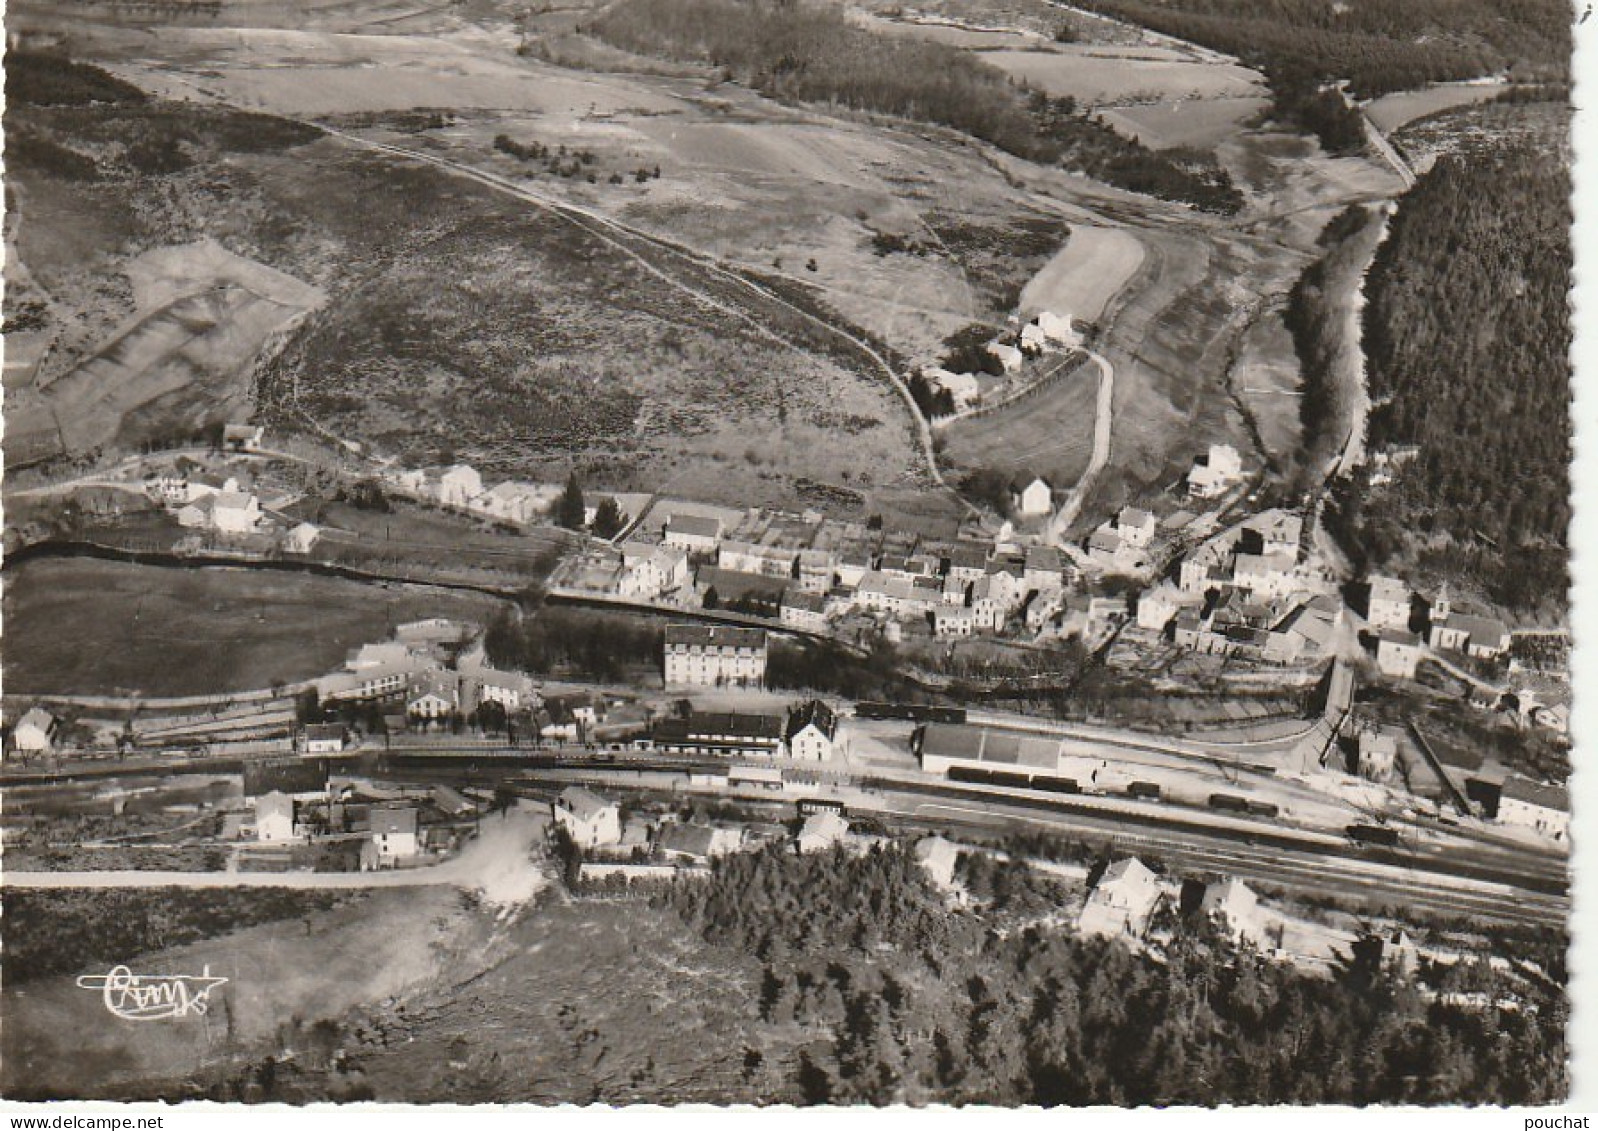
<box><xmin>1365</xmin><ymin>81</ymin><xmax>1509</xmax><ymax>134</ymax></box>
<box><xmin>1018</xmin><ymin>223</ymin><xmax>1145</xmax><ymax>323</ymax></box>
<box><xmin>2</xmin><ymin>558</ymin><xmax>507</xmax><ymax>697</ymax></box>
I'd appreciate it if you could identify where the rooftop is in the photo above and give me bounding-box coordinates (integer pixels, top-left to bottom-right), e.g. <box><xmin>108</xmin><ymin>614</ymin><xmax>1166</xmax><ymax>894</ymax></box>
<box><xmin>664</xmin><ymin>624</ymin><xmax>769</xmax><ymax>650</ymax></box>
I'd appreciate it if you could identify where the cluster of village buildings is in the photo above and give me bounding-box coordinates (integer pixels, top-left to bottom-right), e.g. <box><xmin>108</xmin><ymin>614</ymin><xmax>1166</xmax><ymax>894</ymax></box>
<box><xmin>918</xmin><ymin>309</ymin><xmax>1083</xmax><ymax>415</ymax></box>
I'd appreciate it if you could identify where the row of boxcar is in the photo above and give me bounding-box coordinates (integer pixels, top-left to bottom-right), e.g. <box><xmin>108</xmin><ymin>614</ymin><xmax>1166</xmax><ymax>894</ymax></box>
<box><xmin>854</xmin><ymin>701</ymin><xmax>967</xmax><ymax>724</ymax></box>
<box><xmin>1207</xmin><ymin>793</ymin><xmax>1280</xmax><ymax>819</ymax></box>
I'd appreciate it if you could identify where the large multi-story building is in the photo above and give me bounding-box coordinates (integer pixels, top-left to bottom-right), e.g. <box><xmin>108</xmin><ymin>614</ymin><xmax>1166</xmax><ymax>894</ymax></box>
<box><xmin>663</xmin><ymin>624</ymin><xmax>768</xmax><ymax>688</ymax></box>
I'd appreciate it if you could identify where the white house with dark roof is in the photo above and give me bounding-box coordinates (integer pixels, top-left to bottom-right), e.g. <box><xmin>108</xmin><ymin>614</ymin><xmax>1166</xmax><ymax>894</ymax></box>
<box><xmin>1497</xmin><ymin>776</ymin><xmax>1569</xmax><ymax>841</ymax></box>
<box><xmin>1113</xmin><ymin>507</ymin><xmax>1158</xmax><ymax>549</ymax></box>
<box><xmin>368</xmin><ymin>806</ymin><xmax>420</xmax><ymax>864</ymax></box>
<box><xmin>407</xmin><ymin>672</ymin><xmax>460</xmax><ymax>719</ymax></box>
<box><xmin>780</xmin><ymin>589</ymin><xmax>829</xmax><ymax>633</ymax></box>
<box><xmin>1375</xmin><ymin>629</ymin><xmax>1423</xmax><ymax>680</ymax></box>
<box><xmin>552</xmin><ymin>786</ymin><xmax>622</xmax><ymax>848</ymax></box>
<box><xmin>1200</xmin><ymin>878</ymin><xmax>1264</xmax><ymax>946</ymax></box>
<box><xmin>663</xmin><ymin>513</ymin><xmax>724</xmax><ymax>552</ymax></box>
<box><xmin>786</xmin><ymin>700</ymin><xmax>840</xmax><ymax>762</ymax></box>
<box><xmin>1078</xmin><ymin>857</ymin><xmax>1163</xmax><ymax>940</ymax></box>
<box><xmin>1367</xmin><ymin>575</ymin><xmax>1412</xmax><ymax>631</ymax></box>
<box><xmin>254</xmin><ymin>791</ymin><xmax>299</xmax><ymax>843</ymax></box>
<box><xmin>1010</xmin><ymin>476</ymin><xmax>1053</xmax><ymax>518</ymax></box>
<box><xmin>986</xmin><ymin>341</ymin><xmax>1024</xmax><ymax>373</ymax></box>
<box><xmin>915</xmin><ymin>835</ymin><xmax>962</xmax><ymax>889</ymax></box>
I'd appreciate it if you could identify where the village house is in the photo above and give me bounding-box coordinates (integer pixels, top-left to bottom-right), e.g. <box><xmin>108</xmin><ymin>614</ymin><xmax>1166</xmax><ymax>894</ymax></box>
<box><xmin>786</xmin><ymin>700</ymin><xmax>840</xmax><ymax>762</ymax></box>
<box><xmin>780</xmin><ymin>589</ymin><xmax>829</xmax><ymax>633</ymax></box>
<box><xmin>222</xmin><ymin>423</ymin><xmax>265</xmax><ymax>452</ymax></box>
<box><xmin>1496</xmin><ymin>776</ymin><xmax>1569</xmax><ymax>841</ymax></box>
<box><xmin>1231</xmin><ymin>552</ymin><xmax>1300</xmax><ymax>602</ymax></box>
<box><xmin>795</xmin><ymin>548</ymin><xmax>839</xmax><ymax>594</ymax></box>
<box><xmin>719</xmin><ymin>540</ymin><xmax>799</xmax><ymax>579</ymax></box>
<box><xmin>1023</xmin><ymin>545</ymin><xmax>1068</xmax><ymax>594</ymax></box>
<box><xmin>407</xmin><ymin>672</ymin><xmax>460</xmax><ymax>720</ymax></box>
<box><xmin>436</xmin><ymin>464</ymin><xmax>483</xmax><ymax>508</ymax></box>
<box><xmin>1136</xmin><ymin>583</ymin><xmax>1202</xmax><ymax>634</ymax></box>
<box><xmin>301</xmin><ymin>722</ymin><xmax>347</xmax><ymax>755</ymax></box>
<box><xmin>479</xmin><ymin>481</ymin><xmax>557</xmax><ymax>524</ymax></box>
<box><xmin>254</xmin><ymin>791</ymin><xmax>299</xmax><ymax>843</ymax></box>
<box><xmin>1375</xmin><ymin>629</ymin><xmax>1424</xmax><ymax>680</ymax></box>
<box><xmin>367</xmin><ymin>807</ymin><xmax>420</xmax><ymax>866</ymax></box>
<box><xmin>856</xmin><ymin>572</ymin><xmax>924</xmax><ymax>618</ymax></box>
<box><xmin>663</xmin><ymin>624</ymin><xmax>768</xmax><ymax>688</ymax></box>
<box><xmin>1078</xmin><ymin>857</ymin><xmax>1163</xmax><ymax>940</ymax></box>
<box><xmin>10</xmin><ymin>706</ymin><xmax>59</xmax><ymax>756</ymax></box>
<box><xmin>925</xmin><ymin>366</ymin><xmax>982</xmax><ymax>410</ymax></box>
<box><xmin>1366</xmin><ymin>575</ymin><xmax>1413</xmax><ymax>632</ymax></box>
<box><xmin>1113</xmin><ymin>507</ymin><xmax>1158</xmax><ymax>549</ymax></box>
<box><xmin>1034</xmin><ymin>310</ymin><xmax>1078</xmax><ymax>348</ymax></box>
<box><xmin>1199</xmin><ymin>878</ymin><xmax>1265</xmax><ymax>946</ymax></box>
<box><xmin>283</xmin><ymin>522</ymin><xmax>320</xmax><ymax>555</ymax></box>
<box><xmin>552</xmin><ymin>786</ymin><xmax>623</xmax><ymax>848</ymax></box>
<box><xmin>934</xmin><ymin>604</ymin><xmax>979</xmax><ymax>637</ymax></box>
<box><xmin>663</xmin><ymin>513</ymin><xmax>724</xmax><ymax>553</ymax></box>
<box><xmin>472</xmin><ymin>668</ymin><xmax>539</xmax><ymax>714</ymax></box>
<box><xmin>796</xmin><ymin>810</ymin><xmax>850</xmax><ymax>854</ymax></box>
<box><xmin>656</xmin><ymin>822</ymin><xmax>743</xmax><ymax>864</ymax></box>
<box><xmin>986</xmin><ymin>340</ymin><xmax>1024</xmax><ymax>374</ymax></box>
<box><xmin>945</xmin><ymin>543</ymin><xmax>991</xmax><ymax>587</ymax></box>
<box><xmin>618</xmin><ymin>544</ymin><xmax>690</xmax><ymax>600</ymax></box>
<box><xmin>1242</xmin><ymin>510</ymin><xmax>1304</xmax><ymax>558</ymax></box>
<box><xmin>1009</xmin><ymin>476</ymin><xmax>1053</xmax><ymax>518</ymax></box>
<box><xmin>1187</xmin><ymin>443</ymin><xmax>1243</xmax><ymax>499</ymax></box>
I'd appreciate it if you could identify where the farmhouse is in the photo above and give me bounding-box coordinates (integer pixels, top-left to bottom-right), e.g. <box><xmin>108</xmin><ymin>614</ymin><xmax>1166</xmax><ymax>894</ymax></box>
<box><xmin>924</xmin><ymin>366</ymin><xmax>981</xmax><ymax>410</ymax></box>
<box><xmin>367</xmin><ymin>807</ymin><xmax>420</xmax><ymax>866</ymax></box>
<box><xmin>1034</xmin><ymin>310</ymin><xmax>1078</xmax><ymax>347</ymax></box>
<box><xmin>1496</xmin><ymin>776</ymin><xmax>1569</xmax><ymax>841</ymax></box>
<box><xmin>472</xmin><ymin>667</ymin><xmax>539</xmax><ymax>713</ymax></box>
<box><xmin>1241</xmin><ymin>510</ymin><xmax>1304</xmax><ymax>558</ymax></box>
<box><xmin>1009</xmin><ymin>476</ymin><xmax>1053</xmax><ymax>518</ymax></box>
<box><xmin>436</xmin><ymin>464</ymin><xmax>483</xmax><ymax>508</ymax></box>
<box><xmin>1078</xmin><ymin>857</ymin><xmax>1163</xmax><ymax>940</ymax></box>
<box><xmin>663</xmin><ymin>624</ymin><xmax>768</xmax><ymax>688</ymax></box>
<box><xmin>301</xmin><ymin>722</ymin><xmax>347</xmax><ymax>755</ymax></box>
<box><xmin>1136</xmin><ymin>583</ymin><xmax>1203</xmax><ymax>633</ymax></box>
<box><xmin>663</xmin><ymin>513</ymin><xmax>724</xmax><ymax>552</ymax></box>
<box><xmin>254</xmin><ymin>791</ymin><xmax>299</xmax><ymax>843</ymax></box>
<box><xmin>10</xmin><ymin>706</ymin><xmax>59</xmax><ymax>756</ymax></box>
<box><xmin>223</xmin><ymin>423</ymin><xmax>265</xmax><ymax>452</ymax></box>
<box><xmin>552</xmin><ymin>787</ymin><xmax>623</xmax><ymax>848</ymax></box>
<box><xmin>785</xmin><ymin>699</ymin><xmax>840</xmax><ymax>762</ymax></box>
<box><xmin>1023</xmin><ymin>545</ymin><xmax>1068</xmax><ymax>593</ymax></box>
<box><xmin>986</xmin><ymin>341</ymin><xmax>1024</xmax><ymax>373</ymax></box>
<box><xmin>1187</xmin><ymin>443</ymin><xmax>1243</xmax><ymax>499</ymax></box>
<box><xmin>618</xmin><ymin>544</ymin><xmax>690</xmax><ymax>600</ymax></box>
<box><xmin>284</xmin><ymin>522</ymin><xmax>321</xmax><ymax>554</ymax></box>
<box><xmin>480</xmin><ymin>480</ymin><xmax>557</xmax><ymax>524</ymax></box>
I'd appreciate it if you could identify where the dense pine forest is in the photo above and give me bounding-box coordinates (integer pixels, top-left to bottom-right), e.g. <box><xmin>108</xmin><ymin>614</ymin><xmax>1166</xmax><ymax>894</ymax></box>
<box><xmin>1331</xmin><ymin>139</ymin><xmax>1571</xmax><ymax>614</ymax></box>
<box><xmin>658</xmin><ymin>843</ymin><xmax>1568</xmax><ymax>1105</ymax></box>
<box><xmin>587</xmin><ymin>0</ymin><xmax>1241</xmax><ymax>212</ymax></box>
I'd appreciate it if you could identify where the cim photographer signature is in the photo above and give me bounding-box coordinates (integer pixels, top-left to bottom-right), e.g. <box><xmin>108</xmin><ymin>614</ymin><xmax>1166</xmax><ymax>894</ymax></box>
<box><xmin>76</xmin><ymin>966</ymin><xmax>229</xmax><ymax>1021</ymax></box>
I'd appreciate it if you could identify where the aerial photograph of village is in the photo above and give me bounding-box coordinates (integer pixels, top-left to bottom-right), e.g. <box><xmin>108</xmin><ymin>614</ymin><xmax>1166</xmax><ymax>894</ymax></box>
<box><xmin>0</xmin><ymin>0</ymin><xmax>1577</xmax><ymax>1110</ymax></box>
